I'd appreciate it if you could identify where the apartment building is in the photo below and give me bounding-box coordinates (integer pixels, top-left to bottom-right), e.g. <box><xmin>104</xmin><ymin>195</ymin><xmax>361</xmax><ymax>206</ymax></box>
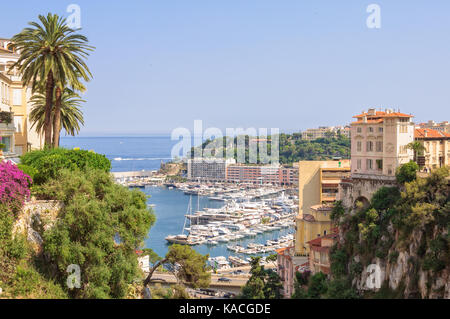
<box><xmin>187</xmin><ymin>158</ymin><xmax>236</xmax><ymax>181</ymax></box>
<box><xmin>294</xmin><ymin>160</ymin><xmax>350</xmax><ymax>256</ymax></box>
<box><xmin>301</xmin><ymin>125</ymin><xmax>350</xmax><ymax>141</ymax></box>
<box><xmin>416</xmin><ymin>120</ymin><xmax>450</xmax><ymax>134</ymax></box>
<box><xmin>226</xmin><ymin>164</ymin><xmax>298</xmax><ymax>186</ymax></box>
<box><xmin>0</xmin><ymin>38</ymin><xmax>43</xmax><ymax>155</ymax></box>
<box><xmin>307</xmin><ymin>230</ymin><xmax>338</xmax><ymax>275</ymax></box>
<box><xmin>414</xmin><ymin>128</ymin><xmax>450</xmax><ymax>170</ymax></box>
<box><xmin>350</xmin><ymin>108</ymin><xmax>414</xmax><ymax>178</ymax></box>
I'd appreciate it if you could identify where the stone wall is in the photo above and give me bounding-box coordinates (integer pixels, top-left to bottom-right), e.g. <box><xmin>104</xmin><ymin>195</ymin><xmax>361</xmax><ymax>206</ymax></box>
<box><xmin>338</xmin><ymin>176</ymin><xmax>397</xmax><ymax>209</ymax></box>
<box><xmin>13</xmin><ymin>199</ymin><xmax>63</xmax><ymax>254</ymax></box>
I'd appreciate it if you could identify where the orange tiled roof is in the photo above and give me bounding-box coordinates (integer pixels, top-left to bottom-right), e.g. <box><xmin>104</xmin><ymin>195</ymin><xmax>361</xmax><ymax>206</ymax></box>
<box><xmin>415</xmin><ymin>128</ymin><xmax>450</xmax><ymax>139</ymax></box>
<box><xmin>353</xmin><ymin>111</ymin><xmax>413</xmax><ymax>119</ymax></box>
<box><xmin>276</xmin><ymin>246</ymin><xmax>291</xmax><ymax>255</ymax></box>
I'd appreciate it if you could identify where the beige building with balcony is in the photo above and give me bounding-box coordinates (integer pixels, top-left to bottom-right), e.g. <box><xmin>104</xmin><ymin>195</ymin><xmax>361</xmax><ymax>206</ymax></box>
<box><xmin>350</xmin><ymin>108</ymin><xmax>414</xmax><ymax>178</ymax></box>
<box><xmin>339</xmin><ymin>108</ymin><xmax>415</xmax><ymax>209</ymax></box>
<box><xmin>0</xmin><ymin>38</ymin><xmax>43</xmax><ymax>155</ymax></box>
<box><xmin>294</xmin><ymin>159</ymin><xmax>350</xmax><ymax>256</ymax></box>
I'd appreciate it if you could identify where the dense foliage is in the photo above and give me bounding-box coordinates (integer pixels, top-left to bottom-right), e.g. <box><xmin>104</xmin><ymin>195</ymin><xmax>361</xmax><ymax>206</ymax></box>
<box><xmin>33</xmin><ymin>168</ymin><xmax>155</xmax><ymax>298</ymax></box>
<box><xmin>191</xmin><ymin>133</ymin><xmax>350</xmax><ymax>164</ymax></box>
<box><xmin>240</xmin><ymin>257</ymin><xmax>282</xmax><ymax>299</ymax></box>
<box><xmin>330</xmin><ymin>166</ymin><xmax>449</xmax><ymax>298</ymax></box>
<box><xmin>0</xmin><ymin>205</ymin><xmax>67</xmax><ymax>298</ymax></box>
<box><xmin>20</xmin><ymin>148</ymin><xmax>111</xmax><ymax>184</ymax></box>
<box><xmin>0</xmin><ymin>161</ymin><xmax>32</xmax><ymax>214</ymax></box>
<box><xmin>396</xmin><ymin>161</ymin><xmax>419</xmax><ymax>184</ymax></box>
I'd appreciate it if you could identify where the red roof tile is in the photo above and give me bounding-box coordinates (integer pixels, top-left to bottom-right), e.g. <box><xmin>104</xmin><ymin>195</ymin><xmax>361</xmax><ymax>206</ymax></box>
<box><xmin>415</xmin><ymin>128</ymin><xmax>450</xmax><ymax>139</ymax></box>
<box><xmin>353</xmin><ymin>111</ymin><xmax>413</xmax><ymax>119</ymax></box>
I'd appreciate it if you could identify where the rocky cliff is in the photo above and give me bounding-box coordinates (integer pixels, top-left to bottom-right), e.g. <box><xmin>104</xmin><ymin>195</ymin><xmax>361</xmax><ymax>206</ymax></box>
<box><xmin>333</xmin><ymin>168</ymin><xmax>449</xmax><ymax>299</ymax></box>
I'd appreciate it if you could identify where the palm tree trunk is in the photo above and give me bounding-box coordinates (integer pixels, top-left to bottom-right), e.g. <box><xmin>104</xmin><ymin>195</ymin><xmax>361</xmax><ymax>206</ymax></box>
<box><xmin>44</xmin><ymin>71</ymin><xmax>54</xmax><ymax>148</ymax></box>
<box><xmin>53</xmin><ymin>86</ymin><xmax>62</xmax><ymax>148</ymax></box>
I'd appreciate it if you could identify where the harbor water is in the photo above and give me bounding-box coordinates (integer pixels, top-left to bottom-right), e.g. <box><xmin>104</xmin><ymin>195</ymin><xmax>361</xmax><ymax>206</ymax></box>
<box><xmin>61</xmin><ymin>136</ymin><xmax>295</xmax><ymax>259</ymax></box>
<box><xmin>143</xmin><ymin>187</ymin><xmax>294</xmax><ymax>259</ymax></box>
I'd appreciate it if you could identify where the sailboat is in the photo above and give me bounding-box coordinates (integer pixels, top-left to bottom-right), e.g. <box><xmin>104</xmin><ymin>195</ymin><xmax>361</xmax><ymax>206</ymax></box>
<box><xmin>165</xmin><ymin>196</ymin><xmax>199</xmax><ymax>245</ymax></box>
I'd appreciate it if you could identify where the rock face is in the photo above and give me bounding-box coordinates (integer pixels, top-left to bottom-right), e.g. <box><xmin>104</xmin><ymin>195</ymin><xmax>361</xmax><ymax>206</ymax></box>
<box><xmin>13</xmin><ymin>199</ymin><xmax>63</xmax><ymax>254</ymax></box>
<box><xmin>350</xmin><ymin>227</ymin><xmax>449</xmax><ymax>299</ymax></box>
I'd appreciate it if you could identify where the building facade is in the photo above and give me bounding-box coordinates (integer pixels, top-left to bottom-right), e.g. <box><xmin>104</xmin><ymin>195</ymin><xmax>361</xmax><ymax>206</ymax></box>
<box><xmin>187</xmin><ymin>158</ymin><xmax>236</xmax><ymax>181</ymax></box>
<box><xmin>339</xmin><ymin>108</ymin><xmax>415</xmax><ymax>210</ymax></box>
<box><xmin>0</xmin><ymin>38</ymin><xmax>43</xmax><ymax>155</ymax></box>
<box><xmin>301</xmin><ymin>125</ymin><xmax>350</xmax><ymax>141</ymax></box>
<box><xmin>276</xmin><ymin>246</ymin><xmax>308</xmax><ymax>298</ymax></box>
<box><xmin>295</xmin><ymin>160</ymin><xmax>350</xmax><ymax>256</ymax></box>
<box><xmin>307</xmin><ymin>230</ymin><xmax>338</xmax><ymax>275</ymax></box>
<box><xmin>226</xmin><ymin>164</ymin><xmax>298</xmax><ymax>186</ymax></box>
<box><xmin>350</xmin><ymin>108</ymin><xmax>414</xmax><ymax>178</ymax></box>
<box><xmin>416</xmin><ymin>120</ymin><xmax>450</xmax><ymax>134</ymax></box>
<box><xmin>414</xmin><ymin>128</ymin><xmax>450</xmax><ymax>170</ymax></box>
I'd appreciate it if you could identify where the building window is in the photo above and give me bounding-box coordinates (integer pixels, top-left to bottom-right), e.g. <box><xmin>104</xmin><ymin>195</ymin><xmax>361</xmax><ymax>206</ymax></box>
<box><xmin>400</xmin><ymin>125</ymin><xmax>408</xmax><ymax>133</ymax></box>
<box><xmin>12</xmin><ymin>89</ymin><xmax>22</xmax><ymax>105</ymax></box>
<box><xmin>367</xmin><ymin>159</ymin><xmax>373</xmax><ymax>170</ymax></box>
<box><xmin>0</xmin><ymin>136</ymin><xmax>12</xmax><ymax>152</ymax></box>
<box><xmin>376</xmin><ymin>141</ymin><xmax>383</xmax><ymax>152</ymax></box>
<box><xmin>369</xmin><ymin>127</ymin><xmax>374</xmax><ymax>133</ymax></box>
<box><xmin>357</xmin><ymin>127</ymin><xmax>362</xmax><ymax>133</ymax></box>
<box><xmin>357</xmin><ymin>159</ymin><xmax>362</xmax><ymax>169</ymax></box>
<box><xmin>378</xmin><ymin>127</ymin><xmax>383</xmax><ymax>133</ymax></box>
<box><xmin>376</xmin><ymin>159</ymin><xmax>383</xmax><ymax>170</ymax></box>
<box><xmin>357</xmin><ymin>141</ymin><xmax>362</xmax><ymax>152</ymax></box>
<box><xmin>14</xmin><ymin>116</ymin><xmax>23</xmax><ymax>133</ymax></box>
<box><xmin>366</xmin><ymin>141</ymin><xmax>373</xmax><ymax>152</ymax></box>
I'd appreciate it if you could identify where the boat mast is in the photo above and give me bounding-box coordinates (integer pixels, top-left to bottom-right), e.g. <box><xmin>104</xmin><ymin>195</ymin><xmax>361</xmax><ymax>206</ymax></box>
<box><xmin>182</xmin><ymin>195</ymin><xmax>192</xmax><ymax>235</ymax></box>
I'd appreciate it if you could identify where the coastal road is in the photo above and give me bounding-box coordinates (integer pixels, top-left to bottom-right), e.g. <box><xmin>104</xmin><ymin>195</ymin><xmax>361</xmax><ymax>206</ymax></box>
<box><xmin>150</xmin><ymin>271</ymin><xmax>250</xmax><ymax>288</ymax></box>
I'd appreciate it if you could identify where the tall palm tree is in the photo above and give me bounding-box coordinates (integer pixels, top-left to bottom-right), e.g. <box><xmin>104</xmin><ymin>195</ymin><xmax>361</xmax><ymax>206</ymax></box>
<box><xmin>407</xmin><ymin>141</ymin><xmax>426</xmax><ymax>164</ymax></box>
<box><xmin>29</xmin><ymin>88</ymin><xmax>85</xmax><ymax>140</ymax></box>
<box><xmin>10</xmin><ymin>13</ymin><xmax>93</xmax><ymax>147</ymax></box>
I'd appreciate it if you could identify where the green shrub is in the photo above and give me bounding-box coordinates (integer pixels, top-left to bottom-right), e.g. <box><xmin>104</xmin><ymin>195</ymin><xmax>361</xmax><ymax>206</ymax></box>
<box><xmin>17</xmin><ymin>164</ymin><xmax>38</xmax><ymax>181</ymax></box>
<box><xmin>371</xmin><ymin>187</ymin><xmax>401</xmax><ymax>212</ymax></box>
<box><xmin>395</xmin><ymin>161</ymin><xmax>419</xmax><ymax>184</ymax></box>
<box><xmin>38</xmin><ymin>168</ymin><xmax>155</xmax><ymax>298</ymax></box>
<box><xmin>20</xmin><ymin>148</ymin><xmax>111</xmax><ymax>184</ymax></box>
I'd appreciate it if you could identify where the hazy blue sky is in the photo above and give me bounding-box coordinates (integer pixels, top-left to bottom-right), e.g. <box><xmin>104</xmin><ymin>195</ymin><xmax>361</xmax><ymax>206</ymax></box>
<box><xmin>2</xmin><ymin>1</ymin><xmax>450</xmax><ymax>135</ymax></box>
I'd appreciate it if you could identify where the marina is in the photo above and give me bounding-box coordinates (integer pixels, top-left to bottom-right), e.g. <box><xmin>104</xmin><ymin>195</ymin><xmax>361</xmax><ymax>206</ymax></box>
<box><xmin>143</xmin><ymin>186</ymin><xmax>296</xmax><ymax>262</ymax></box>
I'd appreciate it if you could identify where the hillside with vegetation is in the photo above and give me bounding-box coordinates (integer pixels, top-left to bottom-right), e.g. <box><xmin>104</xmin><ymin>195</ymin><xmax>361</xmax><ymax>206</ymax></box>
<box><xmin>292</xmin><ymin>163</ymin><xmax>449</xmax><ymax>299</ymax></box>
<box><xmin>190</xmin><ymin>133</ymin><xmax>350</xmax><ymax>165</ymax></box>
<box><xmin>0</xmin><ymin>149</ymin><xmax>156</xmax><ymax>298</ymax></box>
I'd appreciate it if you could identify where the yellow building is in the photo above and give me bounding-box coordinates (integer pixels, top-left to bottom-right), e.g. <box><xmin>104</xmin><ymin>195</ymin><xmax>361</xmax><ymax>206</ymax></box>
<box><xmin>295</xmin><ymin>160</ymin><xmax>350</xmax><ymax>255</ymax></box>
<box><xmin>414</xmin><ymin>128</ymin><xmax>450</xmax><ymax>170</ymax></box>
<box><xmin>0</xmin><ymin>38</ymin><xmax>43</xmax><ymax>156</ymax></box>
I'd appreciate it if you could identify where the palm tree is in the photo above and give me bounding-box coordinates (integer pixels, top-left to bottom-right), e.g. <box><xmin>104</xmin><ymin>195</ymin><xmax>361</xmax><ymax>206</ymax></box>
<box><xmin>407</xmin><ymin>141</ymin><xmax>426</xmax><ymax>164</ymax></box>
<box><xmin>29</xmin><ymin>88</ymin><xmax>85</xmax><ymax>140</ymax></box>
<box><xmin>10</xmin><ymin>13</ymin><xmax>93</xmax><ymax>147</ymax></box>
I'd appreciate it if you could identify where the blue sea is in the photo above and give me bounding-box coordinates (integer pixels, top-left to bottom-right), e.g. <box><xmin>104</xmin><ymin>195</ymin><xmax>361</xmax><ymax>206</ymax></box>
<box><xmin>61</xmin><ymin>136</ymin><xmax>178</xmax><ymax>172</ymax></box>
<box><xmin>60</xmin><ymin>136</ymin><xmax>293</xmax><ymax>258</ymax></box>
